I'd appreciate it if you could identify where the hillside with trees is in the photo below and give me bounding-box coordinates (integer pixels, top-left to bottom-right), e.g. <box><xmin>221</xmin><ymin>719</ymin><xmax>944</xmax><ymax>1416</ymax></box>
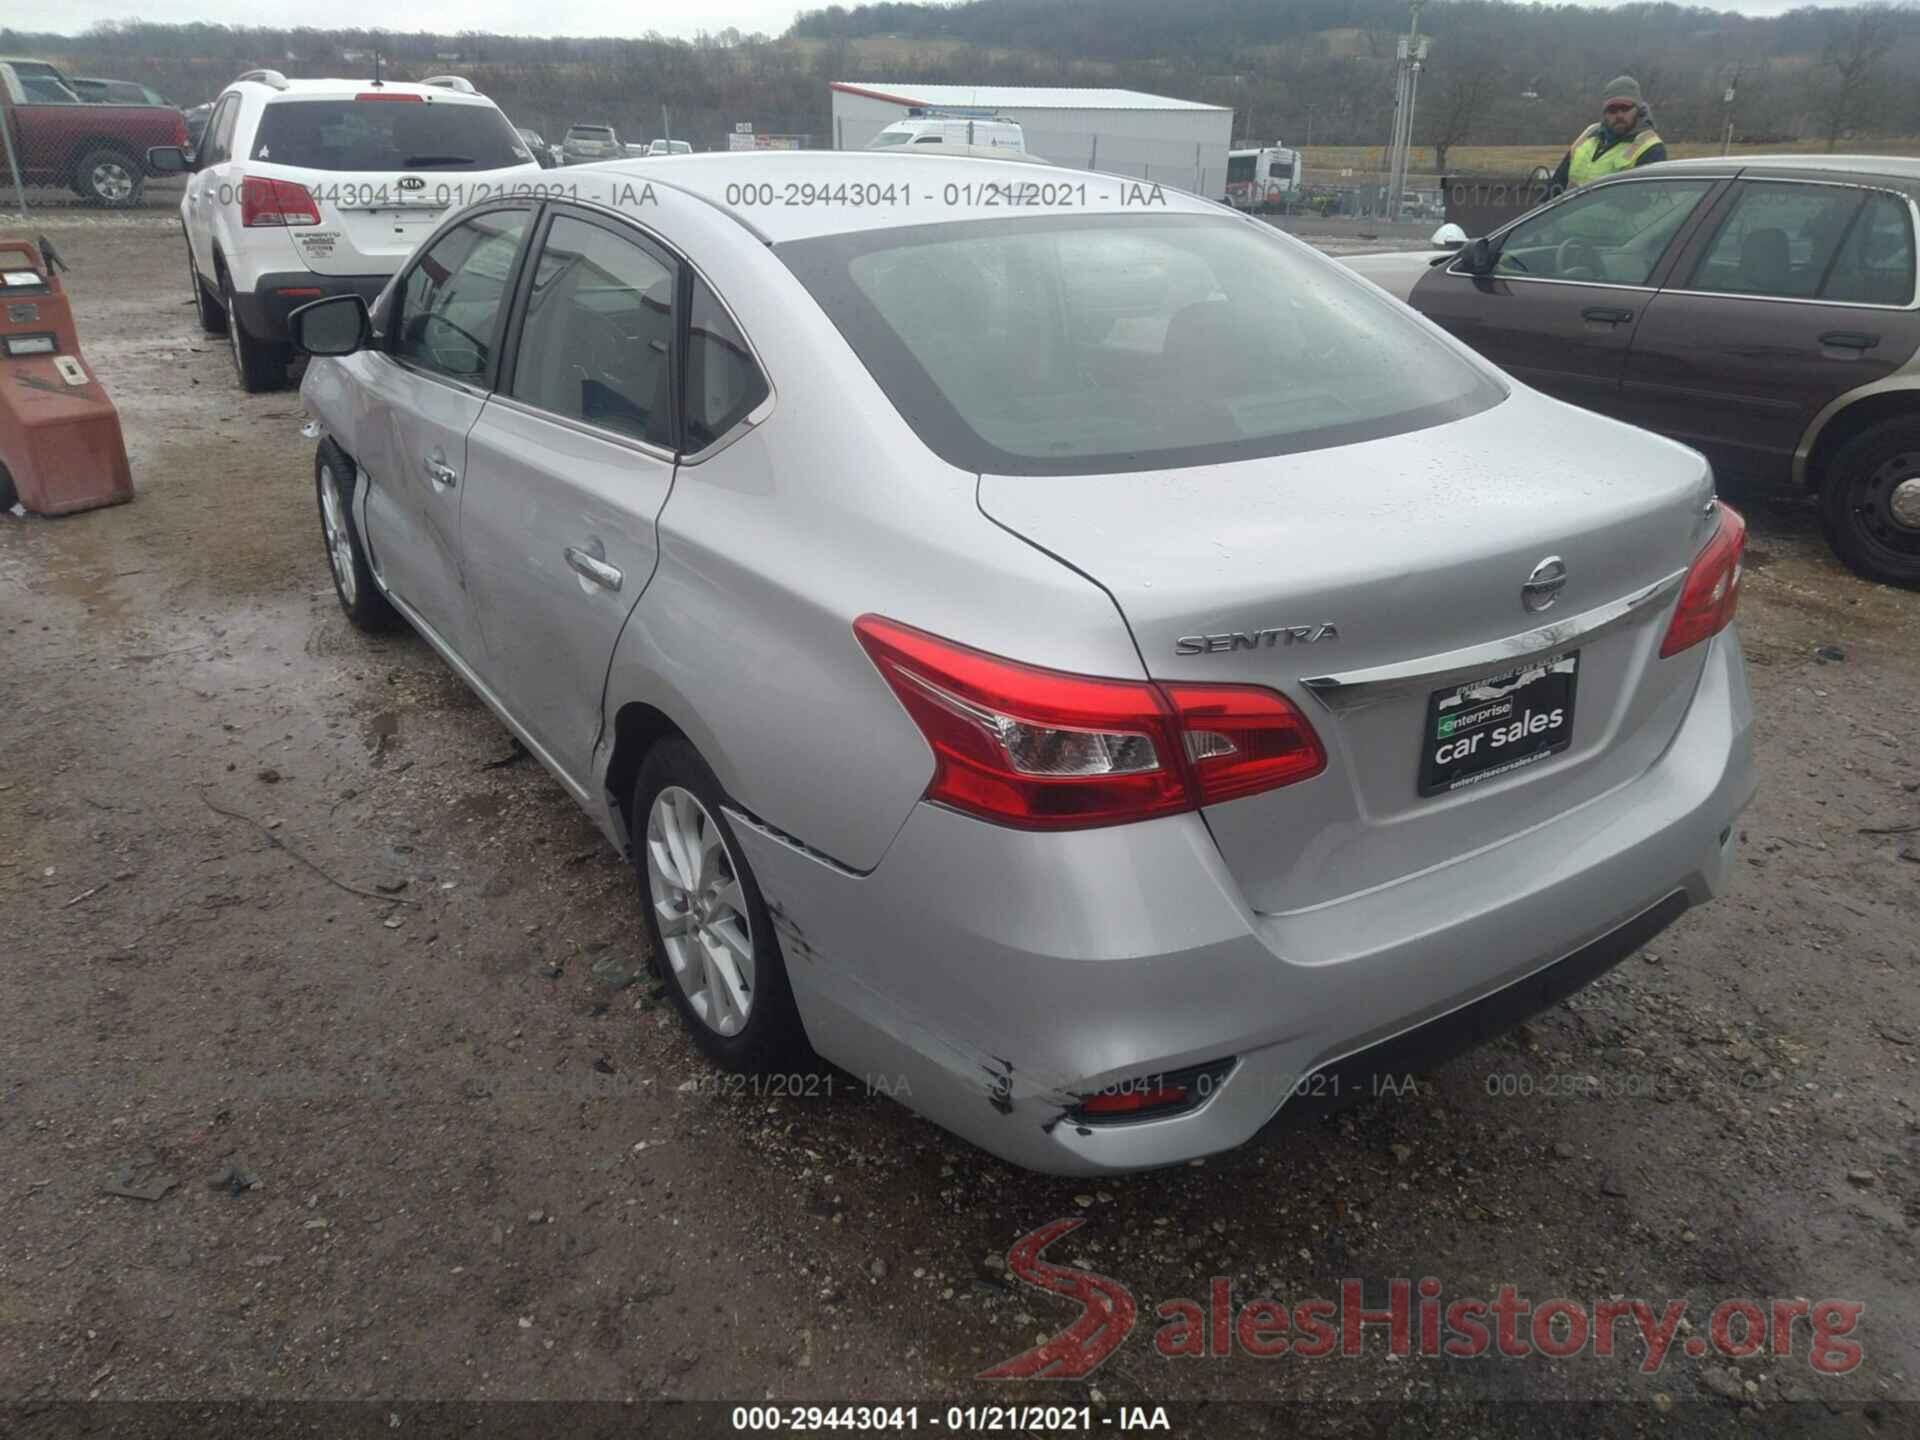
<box><xmin>3</xmin><ymin>2</ymin><xmax>1916</xmax><ymax>161</ymax></box>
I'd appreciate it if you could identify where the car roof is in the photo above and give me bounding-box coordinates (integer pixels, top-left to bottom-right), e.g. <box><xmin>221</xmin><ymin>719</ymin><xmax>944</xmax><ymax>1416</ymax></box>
<box><xmin>1634</xmin><ymin>153</ymin><xmax>1920</xmax><ymax>183</ymax></box>
<box><xmin>567</xmin><ymin>150</ymin><xmax>1222</xmax><ymax>243</ymax></box>
<box><xmin>234</xmin><ymin>78</ymin><xmax>494</xmax><ymax>105</ymax></box>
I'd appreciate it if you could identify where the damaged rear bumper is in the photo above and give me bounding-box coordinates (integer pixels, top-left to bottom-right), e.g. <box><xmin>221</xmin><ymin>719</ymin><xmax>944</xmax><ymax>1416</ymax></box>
<box><xmin>730</xmin><ymin>629</ymin><xmax>1754</xmax><ymax>1175</ymax></box>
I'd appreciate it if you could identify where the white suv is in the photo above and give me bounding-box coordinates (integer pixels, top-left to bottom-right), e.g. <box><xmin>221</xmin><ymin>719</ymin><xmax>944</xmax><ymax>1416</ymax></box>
<box><xmin>150</xmin><ymin>70</ymin><xmax>539</xmax><ymax>391</ymax></box>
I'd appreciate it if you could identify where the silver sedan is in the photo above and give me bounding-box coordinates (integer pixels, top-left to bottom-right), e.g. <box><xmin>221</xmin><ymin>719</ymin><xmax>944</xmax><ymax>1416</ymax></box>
<box><xmin>293</xmin><ymin>151</ymin><xmax>1755</xmax><ymax>1174</ymax></box>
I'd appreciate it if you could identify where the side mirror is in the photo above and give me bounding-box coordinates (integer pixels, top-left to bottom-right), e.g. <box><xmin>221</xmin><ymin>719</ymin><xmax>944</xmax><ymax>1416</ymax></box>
<box><xmin>1463</xmin><ymin>236</ymin><xmax>1498</xmax><ymax>275</ymax></box>
<box><xmin>146</xmin><ymin>144</ymin><xmax>190</xmax><ymax>175</ymax></box>
<box><xmin>291</xmin><ymin>294</ymin><xmax>371</xmax><ymax>357</ymax></box>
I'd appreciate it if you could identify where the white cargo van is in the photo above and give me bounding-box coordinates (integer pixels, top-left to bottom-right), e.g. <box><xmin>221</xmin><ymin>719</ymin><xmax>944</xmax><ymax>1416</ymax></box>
<box><xmin>868</xmin><ymin>116</ymin><xmax>1026</xmax><ymax>155</ymax></box>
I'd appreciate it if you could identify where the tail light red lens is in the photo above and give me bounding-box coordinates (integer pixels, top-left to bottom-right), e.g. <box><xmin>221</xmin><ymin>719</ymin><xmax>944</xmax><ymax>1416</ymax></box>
<box><xmin>1162</xmin><ymin>681</ymin><xmax>1327</xmax><ymax>804</ymax></box>
<box><xmin>1659</xmin><ymin>502</ymin><xmax>1746</xmax><ymax>659</ymax></box>
<box><xmin>241</xmin><ymin>175</ymin><xmax>321</xmax><ymax>228</ymax></box>
<box><xmin>853</xmin><ymin>615</ymin><xmax>1325</xmax><ymax>830</ymax></box>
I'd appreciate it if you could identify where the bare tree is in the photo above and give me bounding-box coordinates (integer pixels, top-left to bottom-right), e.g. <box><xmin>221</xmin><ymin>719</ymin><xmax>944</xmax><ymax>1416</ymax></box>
<box><xmin>1811</xmin><ymin>4</ymin><xmax>1898</xmax><ymax>152</ymax></box>
<box><xmin>1421</xmin><ymin>63</ymin><xmax>1503</xmax><ymax>176</ymax></box>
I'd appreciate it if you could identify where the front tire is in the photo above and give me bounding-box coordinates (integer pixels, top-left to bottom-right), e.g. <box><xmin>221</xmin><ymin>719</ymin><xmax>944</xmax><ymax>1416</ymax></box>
<box><xmin>1819</xmin><ymin>417</ymin><xmax>1920</xmax><ymax>588</ymax></box>
<box><xmin>634</xmin><ymin>738</ymin><xmax>809</xmax><ymax>1073</ymax></box>
<box><xmin>315</xmin><ymin>441</ymin><xmax>400</xmax><ymax>632</ymax></box>
<box><xmin>72</xmin><ymin>147</ymin><xmax>144</xmax><ymax>207</ymax></box>
<box><xmin>221</xmin><ymin>270</ymin><xmax>288</xmax><ymax>392</ymax></box>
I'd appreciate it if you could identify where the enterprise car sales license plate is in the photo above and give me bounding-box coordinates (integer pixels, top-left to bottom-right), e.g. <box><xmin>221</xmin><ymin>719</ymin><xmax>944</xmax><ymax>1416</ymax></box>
<box><xmin>1419</xmin><ymin>652</ymin><xmax>1578</xmax><ymax>797</ymax></box>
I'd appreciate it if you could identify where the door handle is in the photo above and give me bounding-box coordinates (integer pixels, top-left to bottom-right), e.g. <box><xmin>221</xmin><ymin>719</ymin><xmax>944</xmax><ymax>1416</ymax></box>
<box><xmin>422</xmin><ymin>454</ymin><xmax>458</xmax><ymax>489</ymax></box>
<box><xmin>1819</xmin><ymin>330</ymin><xmax>1880</xmax><ymax>351</ymax></box>
<box><xmin>564</xmin><ymin>546</ymin><xmax>623</xmax><ymax>593</ymax></box>
<box><xmin>1581</xmin><ymin>306</ymin><xmax>1635</xmax><ymax>324</ymax></box>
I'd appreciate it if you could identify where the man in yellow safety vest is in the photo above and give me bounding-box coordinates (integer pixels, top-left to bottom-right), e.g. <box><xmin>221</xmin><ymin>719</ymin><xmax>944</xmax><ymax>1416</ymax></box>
<box><xmin>1548</xmin><ymin>75</ymin><xmax>1668</xmax><ymax>193</ymax></box>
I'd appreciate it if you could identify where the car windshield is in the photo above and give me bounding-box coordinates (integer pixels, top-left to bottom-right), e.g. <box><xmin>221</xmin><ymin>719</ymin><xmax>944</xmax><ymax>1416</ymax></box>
<box><xmin>780</xmin><ymin>213</ymin><xmax>1504</xmax><ymax>476</ymax></box>
<box><xmin>871</xmin><ymin>131</ymin><xmax>914</xmax><ymax>147</ymax></box>
<box><xmin>252</xmin><ymin>99</ymin><xmax>528</xmax><ymax>171</ymax></box>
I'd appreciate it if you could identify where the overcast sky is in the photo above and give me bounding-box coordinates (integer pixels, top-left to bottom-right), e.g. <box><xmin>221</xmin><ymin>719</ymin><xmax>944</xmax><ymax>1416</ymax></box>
<box><xmin>2</xmin><ymin>0</ymin><xmax>1866</xmax><ymax>41</ymax></box>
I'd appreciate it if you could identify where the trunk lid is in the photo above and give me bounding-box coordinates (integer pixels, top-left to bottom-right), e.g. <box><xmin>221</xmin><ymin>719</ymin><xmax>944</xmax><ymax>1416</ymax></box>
<box><xmin>978</xmin><ymin>396</ymin><xmax>1720</xmax><ymax>914</ymax></box>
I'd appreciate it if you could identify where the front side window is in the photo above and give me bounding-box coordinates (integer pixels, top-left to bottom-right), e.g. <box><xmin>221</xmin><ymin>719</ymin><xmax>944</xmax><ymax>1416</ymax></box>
<box><xmin>1687</xmin><ymin>182</ymin><xmax>1869</xmax><ymax>299</ymax></box>
<box><xmin>780</xmin><ymin>213</ymin><xmax>1505</xmax><ymax>476</ymax></box>
<box><xmin>685</xmin><ymin>279</ymin><xmax>768</xmax><ymax>451</ymax></box>
<box><xmin>395</xmin><ymin>210</ymin><xmax>529</xmax><ymax>381</ymax></box>
<box><xmin>1490</xmin><ymin>178</ymin><xmax>1717</xmax><ymax>286</ymax></box>
<box><xmin>509</xmin><ymin>215</ymin><xmax>676</xmax><ymax>447</ymax></box>
<box><xmin>252</xmin><ymin>98</ymin><xmax>527</xmax><ymax>171</ymax></box>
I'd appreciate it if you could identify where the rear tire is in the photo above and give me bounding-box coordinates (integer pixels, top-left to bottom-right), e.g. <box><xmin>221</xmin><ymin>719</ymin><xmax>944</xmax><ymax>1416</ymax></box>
<box><xmin>71</xmin><ymin>147</ymin><xmax>144</xmax><ymax>208</ymax></box>
<box><xmin>1819</xmin><ymin>417</ymin><xmax>1920</xmax><ymax>588</ymax></box>
<box><xmin>315</xmin><ymin>440</ymin><xmax>400</xmax><ymax>633</ymax></box>
<box><xmin>221</xmin><ymin>270</ymin><xmax>288</xmax><ymax>392</ymax></box>
<box><xmin>633</xmin><ymin>738</ymin><xmax>810</xmax><ymax>1074</ymax></box>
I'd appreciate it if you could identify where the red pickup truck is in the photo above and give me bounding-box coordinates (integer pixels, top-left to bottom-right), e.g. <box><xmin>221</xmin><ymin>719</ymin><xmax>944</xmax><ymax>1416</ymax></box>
<box><xmin>1</xmin><ymin>58</ymin><xmax>187</xmax><ymax>206</ymax></box>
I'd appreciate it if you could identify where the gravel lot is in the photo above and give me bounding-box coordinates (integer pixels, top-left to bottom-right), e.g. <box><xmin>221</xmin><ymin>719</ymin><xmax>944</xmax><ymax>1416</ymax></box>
<box><xmin>4</xmin><ymin>216</ymin><xmax>1919</xmax><ymax>1436</ymax></box>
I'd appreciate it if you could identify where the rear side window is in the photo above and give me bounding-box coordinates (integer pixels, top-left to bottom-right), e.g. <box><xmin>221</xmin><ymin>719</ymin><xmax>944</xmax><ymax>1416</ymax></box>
<box><xmin>1821</xmin><ymin>191</ymin><xmax>1914</xmax><ymax>306</ymax></box>
<box><xmin>509</xmin><ymin>215</ymin><xmax>676</xmax><ymax>447</ymax></box>
<box><xmin>201</xmin><ymin>95</ymin><xmax>240</xmax><ymax>166</ymax></box>
<box><xmin>251</xmin><ymin>98</ymin><xmax>529</xmax><ymax>172</ymax></box>
<box><xmin>395</xmin><ymin>210</ymin><xmax>529</xmax><ymax>381</ymax></box>
<box><xmin>685</xmin><ymin>279</ymin><xmax>768</xmax><ymax>451</ymax></box>
<box><xmin>1687</xmin><ymin>182</ymin><xmax>1863</xmax><ymax>299</ymax></box>
<box><xmin>781</xmin><ymin>214</ymin><xmax>1504</xmax><ymax>476</ymax></box>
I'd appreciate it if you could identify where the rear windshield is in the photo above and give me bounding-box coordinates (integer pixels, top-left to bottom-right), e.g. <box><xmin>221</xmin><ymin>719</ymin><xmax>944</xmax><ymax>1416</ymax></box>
<box><xmin>251</xmin><ymin>98</ymin><xmax>528</xmax><ymax>172</ymax></box>
<box><xmin>779</xmin><ymin>214</ymin><xmax>1505</xmax><ymax>476</ymax></box>
<box><xmin>568</xmin><ymin>126</ymin><xmax>614</xmax><ymax>139</ymax></box>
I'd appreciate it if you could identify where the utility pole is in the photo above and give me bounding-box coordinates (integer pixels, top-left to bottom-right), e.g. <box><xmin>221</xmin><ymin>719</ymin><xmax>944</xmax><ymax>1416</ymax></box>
<box><xmin>1721</xmin><ymin>65</ymin><xmax>1742</xmax><ymax>157</ymax></box>
<box><xmin>1305</xmin><ymin>104</ymin><xmax>1317</xmax><ymax>150</ymax></box>
<box><xmin>1384</xmin><ymin>0</ymin><xmax>1428</xmax><ymax>223</ymax></box>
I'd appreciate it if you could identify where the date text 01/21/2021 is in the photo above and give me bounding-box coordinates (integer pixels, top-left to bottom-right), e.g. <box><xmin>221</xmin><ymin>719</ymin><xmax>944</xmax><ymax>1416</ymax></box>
<box><xmin>730</xmin><ymin>1405</ymin><xmax>1172</xmax><ymax>1432</ymax></box>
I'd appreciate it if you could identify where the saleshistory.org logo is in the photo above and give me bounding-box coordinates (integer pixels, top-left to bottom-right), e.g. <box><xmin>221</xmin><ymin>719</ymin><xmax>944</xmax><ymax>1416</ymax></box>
<box><xmin>977</xmin><ymin>1220</ymin><xmax>1866</xmax><ymax>1379</ymax></box>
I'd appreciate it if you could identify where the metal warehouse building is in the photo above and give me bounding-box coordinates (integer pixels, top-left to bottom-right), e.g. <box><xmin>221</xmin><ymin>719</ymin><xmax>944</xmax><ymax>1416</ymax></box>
<box><xmin>828</xmin><ymin>82</ymin><xmax>1235</xmax><ymax>198</ymax></box>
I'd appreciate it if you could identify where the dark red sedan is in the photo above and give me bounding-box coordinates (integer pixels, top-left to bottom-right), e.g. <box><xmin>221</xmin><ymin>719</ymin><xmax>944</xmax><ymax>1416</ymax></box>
<box><xmin>1346</xmin><ymin>155</ymin><xmax>1920</xmax><ymax>587</ymax></box>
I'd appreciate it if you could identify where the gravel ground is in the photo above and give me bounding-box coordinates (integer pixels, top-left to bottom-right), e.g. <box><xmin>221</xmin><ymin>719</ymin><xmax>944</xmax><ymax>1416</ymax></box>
<box><xmin>3</xmin><ymin>217</ymin><xmax>1919</xmax><ymax>1437</ymax></box>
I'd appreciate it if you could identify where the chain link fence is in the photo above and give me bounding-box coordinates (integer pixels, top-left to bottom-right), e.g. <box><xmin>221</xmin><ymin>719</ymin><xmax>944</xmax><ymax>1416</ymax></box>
<box><xmin>0</xmin><ymin>91</ymin><xmax>189</xmax><ymax>214</ymax></box>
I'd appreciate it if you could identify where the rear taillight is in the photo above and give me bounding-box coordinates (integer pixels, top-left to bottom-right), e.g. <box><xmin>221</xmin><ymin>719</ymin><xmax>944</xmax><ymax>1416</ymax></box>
<box><xmin>853</xmin><ymin>615</ymin><xmax>1325</xmax><ymax>831</ymax></box>
<box><xmin>1659</xmin><ymin>502</ymin><xmax>1746</xmax><ymax>659</ymax></box>
<box><xmin>241</xmin><ymin>175</ymin><xmax>321</xmax><ymax>227</ymax></box>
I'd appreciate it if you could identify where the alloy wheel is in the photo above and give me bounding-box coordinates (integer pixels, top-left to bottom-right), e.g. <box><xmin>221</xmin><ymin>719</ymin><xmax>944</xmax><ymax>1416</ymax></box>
<box><xmin>645</xmin><ymin>785</ymin><xmax>755</xmax><ymax>1037</ymax></box>
<box><xmin>318</xmin><ymin>460</ymin><xmax>357</xmax><ymax>607</ymax></box>
<box><xmin>91</xmin><ymin>159</ymin><xmax>134</xmax><ymax>204</ymax></box>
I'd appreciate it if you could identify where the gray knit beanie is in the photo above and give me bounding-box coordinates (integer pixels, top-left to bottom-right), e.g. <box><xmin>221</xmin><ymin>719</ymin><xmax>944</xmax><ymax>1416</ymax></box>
<box><xmin>1602</xmin><ymin>75</ymin><xmax>1643</xmax><ymax>106</ymax></box>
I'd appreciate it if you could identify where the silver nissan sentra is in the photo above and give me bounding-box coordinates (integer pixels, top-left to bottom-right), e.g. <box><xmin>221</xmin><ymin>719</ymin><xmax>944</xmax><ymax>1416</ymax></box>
<box><xmin>293</xmin><ymin>151</ymin><xmax>1755</xmax><ymax>1174</ymax></box>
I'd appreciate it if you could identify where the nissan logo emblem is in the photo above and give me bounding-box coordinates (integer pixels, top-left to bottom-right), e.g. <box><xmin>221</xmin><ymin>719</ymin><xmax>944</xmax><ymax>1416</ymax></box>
<box><xmin>398</xmin><ymin>176</ymin><xmax>425</xmax><ymax>191</ymax></box>
<box><xmin>1522</xmin><ymin>556</ymin><xmax>1569</xmax><ymax>613</ymax></box>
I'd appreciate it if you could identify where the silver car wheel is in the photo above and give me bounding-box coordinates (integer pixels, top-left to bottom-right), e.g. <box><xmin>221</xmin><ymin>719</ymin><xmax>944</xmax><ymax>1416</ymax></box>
<box><xmin>91</xmin><ymin>159</ymin><xmax>134</xmax><ymax>203</ymax></box>
<box><xmin>318</xmin><ymin>461</ymin><xmax>357</xmax><ymax>607</ymax></box>
<box><xmin>646</xmin><ymin>785</ymin><xmax>755</xmax><ymax>1037</ymax></box>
